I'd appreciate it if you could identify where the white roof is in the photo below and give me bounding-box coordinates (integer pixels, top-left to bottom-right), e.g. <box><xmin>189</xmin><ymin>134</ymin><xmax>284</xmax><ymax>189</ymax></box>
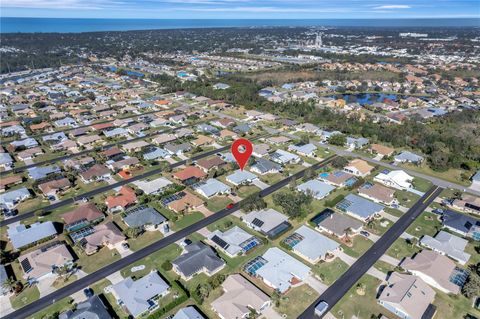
<box><xmin>112</xmin><ymin>272</ymin><xmax>169</xmax><ymax>318</ymax></box>
<box><xmin>256</xmin><ymin>247</ymin><xmax>310</xmax><ymax>293</ymax></box>
<box><xmin>420</xmin><ymin>231</ymin><xmax>470</xmax><ymax>264</ymax></box>
<box><xmin>226</xmin><ymin>170</ymin><xmax>258</xmax><ymax>185</ymax></box>
<box><xmin>133</xmin><ymin>177</ymin><xmax>172</xmax><ymax>194</ymax></box>
<box><xmin>297</xmin><ymin>180</ymin><xmax>335</xmax><ymax>199</ymax></box>
<box><xmin>209</xmin><ymin>226</ymin><xmax>255</xmax><ymax>256</ymax></box>
<box><xmin>193</xmin><ymin>178</ymin><xmax>230</xmax><ymax>198</ymax></box>
<box><xmin>8</xmin><ymin>222</ymin><xmax>57</xmax><ymax>250</ymax></box>
<box><xmin>243</xmin><ymin>208</ymin><xmax>288</xmax><ymax>233</ymax></box>
<box><xmin>291</xmin><ymin>226</ymin><xmax>340</xmax><ymax>261</ymax></box>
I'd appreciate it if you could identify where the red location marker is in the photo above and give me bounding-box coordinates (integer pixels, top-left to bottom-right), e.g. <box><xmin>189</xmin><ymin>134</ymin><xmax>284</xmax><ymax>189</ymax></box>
<box><xmin>231</xmin><ymin>138</ymin><xmax>253</xmax><ymax>171</ymax></box>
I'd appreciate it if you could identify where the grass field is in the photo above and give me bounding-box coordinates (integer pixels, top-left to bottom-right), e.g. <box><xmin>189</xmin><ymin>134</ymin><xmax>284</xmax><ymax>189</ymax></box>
<box><xmin>75</xmin><ymin>246</ymin><xmax>122</xmax><ymax>274</ymax></box>
<box><xmin>312</xmin><ymin>257</ymin><xmax>349</xmax><ymax>285</ymax></box>
<box><xmin>386</xmin><ymin>238</ymin><xmax>421</xmax><ymax>259</ymax></box>
<box><xmin>274</xmin><ymin>284</ymin><xmax>319</xmax><ymax>319</ymax></box>
<box><xmin>405</xmin><ymin>211</ymin><xmax>441</xmax><ymax>238</ymax></box>
<box><xmin>10</xmin><ymin>286</ymin><xmax>40</xmax><ymax>310</ymax></box>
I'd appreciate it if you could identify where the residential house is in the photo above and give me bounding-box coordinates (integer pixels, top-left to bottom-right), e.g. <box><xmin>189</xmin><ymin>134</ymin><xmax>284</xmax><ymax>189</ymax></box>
<box><xmin>196</xmin><ymin>156</ymin><xmax>226</xmax><ymax>173</ymax></box>
<box><xmin>132</xmin><ymin>177</ymin><xmax>172</xmax><ymax>195</ymax></box>
<box><xmin>370</xmin><ymin>144</ymin><xmax>395</xmax><ymax>159</ymax></box>
<box><xmin>19</xmin><ymin>242</ymin><xmax>73</xmax><ymax>280</ymax></box>
<box><xmin>208</xmin><ymin>226</ymin><xmax>261</xmax><ymax>257</ymax></box>
<box><xmin>211</xmin><ymin>274</ymin><xmax>270</xmax><ymax>319</ymax></box>
<box><xmin>284</xmin><ymin>225</ymin><xmax>339</xmax><ymax>263</ymax></box>
<box><xmin>172</xmin><ymin>306</ymin><xmax>205</xmax><ymax>319</ymax></box>
<box><xmin>374</xmin><ymin>170</ymin><xmax>414</xmax><ymax>190</ymax></box>
<box><xmin>82</xmin><ymin>222</ymin><xmax>126</xmax><ymax>255</ymax></box>
<box><xmin>173</xmin><ymin>166</ymin><xmax>206</xmax><ymax>185</ymax></box>
<box><xmin>10</xmin><ymin>137</ymin><xmax>38</xmax><ymax>150</ymax></box>
<box><xmin>122</xmin><ymin>140</ymin><xmax>149</xmax><ymax>153</ymax></box>
<box><xmin>336</xmin><ymin>194</ymin><xmax>384</xmax><ymax>221</ymax></box>
<box><xmin>394</xmin><ymin>151</ymin><xmax>424</xmax><ymax>164</ymax></box>
<box><xmin>420</xmin><ymin>230</ymin><xmax>471</xmax><ymax>265</ymax></box>
<box><xmin>343</xmin><ymin>159</ymin><xmax>374</xmax><ymax>177</ymax></box>
<box><xmin>166</xmin><ymin>191</ymin><xmax>204</xmax><ymax>213</ymax></box>
<box><xmin>270</xmin><ymin>149</ymin><xmax>301</xmax><ymax>165</ymax></box>
<box><xmin>59</xmin><ymin>295</ymin><xmax>111</xmax><ymax>319</ymax></box>
<box><xmin>105</xmin><ymin>186</ymin><xmax>137</xmax><ymax>213</ymax></box>
<box><xmin>242</xmin><ymin>208</ymin><xmax>291</xmax><ymax>239</ymax></box>
<box><xmin>288</xmin><ymin>143</ymin><xmax>317</xmax><ymax>158</ymax></box>
<box><xmin>0</xmin><ymin>175</ymin><xmax>22</xmax><ymax>193</ymax></box>
<box><xmin>17</xmin><ymin>147</ymin><xmax>44</xmax><ymax>161</ymax></box>
<box><xmin>0</xmin><ymin>153</ymin><xmax>13</xmax><ymax>170</ymax></box>
<box><xmin>123</xmin><ymin>205</ymin><xmax>168</xmax><ymax>233</ymax></box>
<box><xmin>401</xmin><ymin>250</ymin><xmax>464</xmax><ymax>294</ymax></box>
<box><xmin>111</xmin><ymin>272</ymin><xmax>170</xmax><ymax>318</ymax></box>
<box><xmin>152</xmin><ymin>133</ymin><xmax>177</xmax><ymax>145</ymax></box>
<box><xmin>191</xmin><ymin>135</ymin><xmax>214</xmax><ymax>147</ymax></box>
<box><xmin>310</xmin><ymin>208</ymin><xmax>363</xmax><ymax>238</ymax></box>
<box><xmin>7</xmin><ymin>221</ymin><xmax>57</xmax><ymax>250</ymax></box>
<box><xmin>250</xmin><ymin>158</ymin><xmax>281</xmax><ymax>175</ymax></box>
<box><xmin>79</xmin><ymin>164</ymin><xmax>111</xmax><ymax>184</ymax></box>
<box><xmin>226</xmin><ymin>170</ymin><xmax>258</xmax><ymax>186</ymax></box>
<box><xmin>193</xmin><ymin>178</ymin><xmax>231</xmax><ymax>198</ymax></box>
<box><xmin>172</xmin><ymin>242</ymin><xmax>225</xmax><ymax>280</ymax></box>
<box><xmin>244</xmin><ymin>247</ymin><xmax>310</xmax><ymax>293</ymax></box>
<box><xmin>441</xmin><ymin>209</ymin><xmax>480</xmax><ymax>240</ymax></box>
<box><xmin>345</xmin><ymin>137</ymin><xmax>369</xmax><ymax>150</ymax></box>
<box><xmin>143</xmin><ymin>147</ymin><xmax>170</xmax><ymax>161</ymax></box>
<box><xmin>378</xmin><ymin>272</ymin><xmax>435</xmax><ymax>319</ymax></box>
<box><xmin>252</xmin><ymin>143</ymin><xmax>270</xmax><ymax>158</ymax></box>
<box><xmin>0</xmin><ymin>187</ymin><xmax>31</xmax><ymax>210</ymax></box>
<box><xmin>38</xmin><ymin>178</ymin><xmax>71</xmax><ymax>198</ymax></box>
<box><xmin>164</xmin><ymin>142</ymin><xmax>191</xmax><ymax>156</ymax></box>
<box><xmin>358</xmin><ymin>182</ymin><xmax>397</xmax><ymax>206</ymax></box>
<box><xmin>27</xmin><ymin>165</ymin><xmax>61</xmax><ymax>181</ymax></box>
<box><xmin>297</xmin><ymin>180</ymin><xmax>335</xmax><ymax>200</ymax></box>
<box><xmin>319</xmin><ymin>170</ymin><xmax>357</xmax><ymax>188</ymax></box>
<box><xmin>451</xmin><ymin>194</ymin><xmax>480</xmax><ymax>216</ymax></box>
<box><xmin>267</xmin><ymin>136</ymin><xmax>291</xmax><ymax>145</ymax></box>
<box><xmin>61</xmin><ymin>203</ymin><xmax>104</xmax><ymax>232</ymax></box>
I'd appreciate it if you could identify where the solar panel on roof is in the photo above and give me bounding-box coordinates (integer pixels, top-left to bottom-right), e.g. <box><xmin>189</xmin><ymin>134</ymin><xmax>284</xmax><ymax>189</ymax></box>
<box><xmin>211</xmin><ymin>235</ymin><xmax>230</xmax><ymax>250</ymax></box>
<box><xmin>21</xmin><ymin>258</ymin><xmax>32</xmax><ymax>273</ymax></box>
<box><xmin>252</xmin><ymin>218</ymin><xmax>264</xmax><ymax>228</ymax></box>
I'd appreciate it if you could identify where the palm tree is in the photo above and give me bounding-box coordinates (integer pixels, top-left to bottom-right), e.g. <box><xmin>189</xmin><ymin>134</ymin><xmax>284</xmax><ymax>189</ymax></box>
<box><xmin>2</xmin><ymin>277</ymin><xmax>16</xmax><ymax>294</ymax></box>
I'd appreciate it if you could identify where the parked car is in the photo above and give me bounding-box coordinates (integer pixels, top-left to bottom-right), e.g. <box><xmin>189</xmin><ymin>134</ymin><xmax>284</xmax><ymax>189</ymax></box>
<box><xmin>122</xmin><ymin>243</ymin><xmax>129</xmax><ymax>250</ymax></box>
<box><xmin>226</xmin><ymin>203</ymin><xmax>235</xmax><ymax>209</ymax></box>
<box><xmin>315</xmin><ymin>301</ymin><xmax>329</xmax><ymax>317</ymax></box>
<box><xmin>360</xmin><ymin>231</ymin><xmax>370</xmax><ymax>238</ymax></box>
<box><xmin>83</xmin><ymin>288</ymin><xmax>93</xmax><ymax>298</ymax></box>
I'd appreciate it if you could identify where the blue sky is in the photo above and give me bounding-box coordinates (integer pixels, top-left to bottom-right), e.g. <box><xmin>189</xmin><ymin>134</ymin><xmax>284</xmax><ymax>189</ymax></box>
<box><xmin>1</xmin><ymin>0</ymin><xmax>479</xmax><ymax>19</ymax></box>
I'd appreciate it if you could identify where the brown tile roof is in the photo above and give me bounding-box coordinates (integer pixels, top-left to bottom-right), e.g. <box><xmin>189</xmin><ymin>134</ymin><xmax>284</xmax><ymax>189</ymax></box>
<box><xmin>106</xmin><ymin>186</ymin><xmax>137</xmax><ymax>209</ymax></box>
<box><xmin>38</xmin><ymin>178</ymin><xmax>70</xmax><ymax>195</ymax></box>
<box><xmin>370</xmin><ymin>144</ymin><xmax>395</xmax><ymax>156</ymax></box>
<box><xmin>196</xmin><ymin>156</ymin><xmax>226</xmax><ymax>171</ymax></box>
<box><xmin>61</xmin><ymin>203</ymin><xmax>104</xmax><ymax>225</ymax></box>
<box><xmin>173</xmin><ymin>166</ymin><xmax>206</xmax><ymax>181</ymax></box>
<box><xmin>168</xmin><ymin>191</ymin><xmax>204</xmax><ymax>212</ymax></box>
<box><xmin>80</xmin><ymin>164</ymin><xmax>110</xmax><ymax>181</ymax></box>
<box><xmin>0</xmin><ymin>175</ymin><xmax>23</xmax><ymax>189</ymax></box>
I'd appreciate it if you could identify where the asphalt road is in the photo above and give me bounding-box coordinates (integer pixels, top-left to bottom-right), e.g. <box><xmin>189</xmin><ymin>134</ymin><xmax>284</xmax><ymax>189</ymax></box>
<box><xmin>298</xmin><ymin>185</ymin><xmax>443</xmax><ymax>319</ymax></box>
<box><xmin>3</xmin><ymin>155</ymin><xmax>337</xmax><ymax>319</ymax></box>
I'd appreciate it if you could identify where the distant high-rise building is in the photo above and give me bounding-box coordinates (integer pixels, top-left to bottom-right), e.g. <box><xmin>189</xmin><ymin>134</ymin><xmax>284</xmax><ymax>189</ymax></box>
<box><xmin>315</xmin><ymin>32</ymin><xmax>323</xmax><ymax>48</ymax></box>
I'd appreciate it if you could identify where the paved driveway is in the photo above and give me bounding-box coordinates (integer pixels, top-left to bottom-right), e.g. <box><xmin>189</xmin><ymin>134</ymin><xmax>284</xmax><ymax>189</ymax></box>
<box><xmin>0</xmin><ymin>294</ymin><xmax>14</xmax><ymax>317</ymax></box>
<box><xmin>260</xmin><ymin>306</ymin><xmax>284</xmax><ymax>319</ymax></box>
<box><xmin>252</xmin><ymin>179</ymin><xmax>269</xmax><ymax>190</ymax></box>
<box><xmin>37</xmin><ymin>275</ymin><xmax>57</xmax><ymax>298</ymax></box>
<box><xmin>380</xmin><ymin>211</ymin><xmax>399</xmax><ymax>222</ymax></box>
<box><xmin>115</xmin><ymin>243</ymin><xmax>133</xmax><ymax>257</ymax></box>
<box><xmin>305</xmin><ymin>275</ymin><xmax>328</xmax><ymax>294</ymax></box>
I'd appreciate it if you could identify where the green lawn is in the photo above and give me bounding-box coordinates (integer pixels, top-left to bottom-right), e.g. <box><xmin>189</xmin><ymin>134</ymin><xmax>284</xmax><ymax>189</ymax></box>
<box><xmin>434</xmin><ymin>289</ymin><xmax>480</xmax><ymax>319</ymax></box>
<box><xmin>386</xmin><ymin>238</ymin><xmax>421</xmax><ymax>259</ymax></box>
<box><xmin>274</xmin><ymin>284</ymin><xmax>319</xmax><ymax>319</ymax></box>
<box><xmin>412</xmin><ymin>177</ymin><xmax>433</xmax><ymax>192</ymax></box>
<box><xmin>128</xmin><ymin>231</ymin><xmax>163</xmax><ymax>251</ymax></box>
<box><xmin>366</xmin><ymin>218</ymin><xmax>392</xmax><ymax>236</ymax></box>
<box><xmin>236</xmin><ymin>185</ymin><xmax>260</xmax><ymax>198</ymax></box>
<box><xmin>28</xmin><ymin>297</ymin><xmax>73</xmax><ymax>319</ymax></box>
<box><xmin>10</xmin><ymin>286</ymin><xmax>40</xmax><ymax>310</ymax></box>
<box><xmin>75</xmin><ymin>247</ymin><xmax>122</xmax><ymax>274</ymax></box>
<box><xmin>206</xmin><ymin>196</ymin><xmax>232</xmax><ymax>212</ymax></box>
<box><xmin>259</xmin><ymin>173</ymin><xmax>284</xmax><ymax>185</ymax></box>
<box><xmin>384</xmin><ymin>207</ymin><xmax>404</xmax><ymax>218</ymax></box>
<box><xmin>400</xmin><ymin>163</ymin><xmax>471</xmax><ymax>187</ymax></box>
<box><xmin>406</xmin><ymin>211</ymin><xmax>441</xmax><ymax>238</ymax></box>
<box><xmin>395</xmin><ymin>190</ymin><xmax>420</xmax><ymax>208</ymax></box>
<box><xmin>52</xmin><ymin>275</ymin><xmax>78</xmax><ymax>289</ymax></box>
<box><xmin>374</xmin><ymin>260</ymin><xmax>396</xmax><ymax>274</ymax></box>
<box><xmin>342</xmin><ymin>236</ymin><xmax>373</xmax><ymax>258</ymax></box>
<box><xmin>173</xmin><ymin>211</ymin><xmax>205</xmax><ymax>230</ymax></box>
<box><xmin>331</xmin><ymin>274</ymin><xmax>391</xmax><ymax>319</ymax></box>
<box><xmin>312</xmin><ymin>257</ymin><xmax>349</xmax><ymax>285</ymax></box>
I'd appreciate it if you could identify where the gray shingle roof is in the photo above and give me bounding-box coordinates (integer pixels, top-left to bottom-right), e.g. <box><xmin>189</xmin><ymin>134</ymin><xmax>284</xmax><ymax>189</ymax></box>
<box><xmin>172</xmin><ymin>242</ymin><xmax>225</xmax><ymax>278</ymax></box>
<box><xmin>123</xmin><ymin>206</ymin><xmax>167</xmax><ymax>228</ymax></box>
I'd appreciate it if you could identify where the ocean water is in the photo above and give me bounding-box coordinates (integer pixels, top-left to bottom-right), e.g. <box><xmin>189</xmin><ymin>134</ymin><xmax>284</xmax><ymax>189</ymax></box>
<box><xmin>1</xmin><ymin>17</ymin><xmax>479</xmax><ymax>33</ymax></box>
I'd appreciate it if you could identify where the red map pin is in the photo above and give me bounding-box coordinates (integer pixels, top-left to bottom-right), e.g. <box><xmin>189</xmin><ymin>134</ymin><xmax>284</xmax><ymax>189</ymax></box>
<box><xmin>231</xmin><ymin>138</ymin><xmax>253</xmax><ymax>171</ymax></box>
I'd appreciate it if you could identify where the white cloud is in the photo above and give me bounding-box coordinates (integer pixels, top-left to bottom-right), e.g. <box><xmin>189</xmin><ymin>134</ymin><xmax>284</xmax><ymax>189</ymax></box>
<box><xmin>373</xmin><ymin>5</ymin><xmax>411</xmax><ymax>9</ymax></box>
